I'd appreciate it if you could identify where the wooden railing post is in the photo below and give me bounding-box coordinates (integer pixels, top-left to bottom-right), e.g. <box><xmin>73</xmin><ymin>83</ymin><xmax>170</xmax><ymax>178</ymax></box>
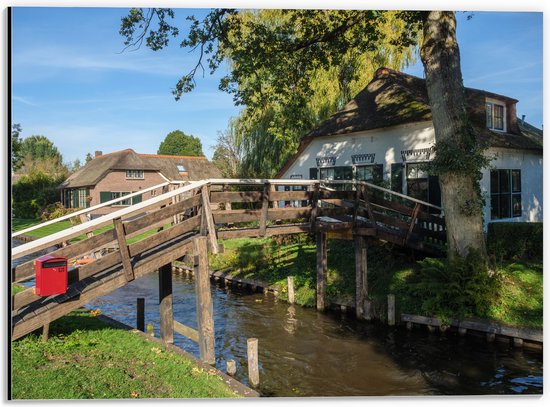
<box><xmin>200</xmin><ymin>185</ymin><xmax>219</xmax><ymax>254</ymax></box>
<box><xmin>113</xmin><ymin>217</ymin><xmax>135</xmax><ymax>282</ymax></box>
<box><xmin>316</xmin><ymin>230</ymin><xmax>327</xmax><ymax>311</ymax></box>
<box><xmin>193</xmin><ymin>236</ymin><xmax>216</xmax><ymax>365</ymax></box>
<box><xmin>404</xmin><ymin>203</ymin><xmax>421</xmax><ymax>245</ymax></box>
<box><xmin>159</xmin><ymin>263</ymin><xmax>174</xmax><ymax>343</ymax></box>
<box><xmin>310</xmin><ymin>182</ymin><xmax>320</xmax><ymax>232</ymax></box>
<box><xmin>259</xmin><ymin>182</ymin><xmax>270</xmax><ymax>236</ymax></box>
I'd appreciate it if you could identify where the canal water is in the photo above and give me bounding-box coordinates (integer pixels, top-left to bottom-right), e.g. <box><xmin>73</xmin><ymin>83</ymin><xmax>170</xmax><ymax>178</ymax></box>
<box><xmin>12</xmin><ymin>239</ymin><xmax>542</xmax><ymax>397</ymax></box>
<box><xmin>86</xmin><ymin>271</ymin><xmax>543</xmax><ymax>397</ymax></box>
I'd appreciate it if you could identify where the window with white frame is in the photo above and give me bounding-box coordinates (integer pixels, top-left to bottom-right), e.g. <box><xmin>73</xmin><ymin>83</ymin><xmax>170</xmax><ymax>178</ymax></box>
<box><xmin>77</xmin><ymin>188</ymin><xmax>87</xmax><ymax>208</ymax></box>
<box><xmin>111</xmin><ymin>191</ymin><xmax>132</xmax><ymax>206</ymax></box>
<box><xmin>126</xmin><ymin>170</ymin><xmax>144</xmax><ymax>179</ymax></box>
<box><xmin>486</xmin><ymin>101</ymin><xmax>505</xmax><ymax>131</ymax></box>
<box><xmin>490</xmin><ymin>169</ymin><xmax>521</xmax><ymax>219</ymax></box>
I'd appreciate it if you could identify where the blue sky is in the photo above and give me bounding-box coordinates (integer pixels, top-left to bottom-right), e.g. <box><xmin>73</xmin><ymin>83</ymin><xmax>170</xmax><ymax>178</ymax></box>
<box><xmin>11</xmin><ymin>8</ymin><xmax>543</xmax><ymax>165</ymax></box>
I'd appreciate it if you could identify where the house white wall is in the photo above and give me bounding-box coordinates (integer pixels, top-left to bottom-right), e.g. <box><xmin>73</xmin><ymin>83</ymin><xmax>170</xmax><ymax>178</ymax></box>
<box><xmin>284</xmin><ymin>121</ymin><xmax>435</xmax><ymax>180</ymax></box>
<box><xmin>281</xmin><ymin>121</ymin><xmax>543</xmax><ymax>227</ymax></box>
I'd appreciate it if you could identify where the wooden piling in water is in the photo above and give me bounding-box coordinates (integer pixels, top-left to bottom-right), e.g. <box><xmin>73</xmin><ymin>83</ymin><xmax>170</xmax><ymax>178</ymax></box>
<box><xmin>159</xmin><ymin>263</ymin><xmax>174</xmax><ymax>343</ymax></box>
<box><xmin>355</xmin><ymin>236</ymin><xmax>368</xmax><ymax>319</ymax></box>
<box><xmin>137</xmin><ymin>297</ymin><xmax>145</xmax><ymax>332</ymax></box>
<box><xmin>193</xmin><ymin>236</ymin><xmax>216</xmax><ymax>365</ymax></box>
<box><xmin>316</xmin><ymin>231</ymin><xmax>327</xmax><ymax>311</ymax></box>
<box><xmin>226</xmin><ymin>359</ymin><xmax>237</xmax><ymax>376</ymax></box>
<box><xmin>387</xmin><ymin>294</ymin><xmax>395</xmax><ymax>326</ymax></box>
<box><xmin>287</xmin><ymin>276</ymin><xmax>295</xmax><ymax>304</ymax></box>
<box><xmin>247</xmin><ymin>338</ymin><xmax>260</xmax><ymax>387</ymax></box>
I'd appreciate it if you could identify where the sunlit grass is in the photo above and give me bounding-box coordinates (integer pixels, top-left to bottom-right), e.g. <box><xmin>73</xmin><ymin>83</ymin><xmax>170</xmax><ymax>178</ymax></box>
<box><xmin>11</xmin><ymin>309</ymin><xmax>241</xmax><ymax>399</ymax></box>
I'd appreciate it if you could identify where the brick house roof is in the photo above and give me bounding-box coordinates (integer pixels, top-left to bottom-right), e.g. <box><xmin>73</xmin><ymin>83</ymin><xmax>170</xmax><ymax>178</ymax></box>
<box><xmin>60</xmin><ymin>149</ymin><xmax>221</xmax><ymax>188</ymax></box>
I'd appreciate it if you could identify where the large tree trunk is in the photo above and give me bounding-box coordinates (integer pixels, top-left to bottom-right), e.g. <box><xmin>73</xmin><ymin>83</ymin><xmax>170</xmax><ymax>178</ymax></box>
<box><xmin>420</xmin><ymin>11</ymin><xmax>487</xmax><ymax>261</ymax></box>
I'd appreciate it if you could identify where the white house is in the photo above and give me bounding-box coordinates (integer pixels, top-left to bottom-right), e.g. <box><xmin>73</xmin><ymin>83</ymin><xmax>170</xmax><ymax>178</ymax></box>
<box><xmin>277</xmin><ymin>68</ymin><xmax>543</xmax><ymax>227</ymax></box>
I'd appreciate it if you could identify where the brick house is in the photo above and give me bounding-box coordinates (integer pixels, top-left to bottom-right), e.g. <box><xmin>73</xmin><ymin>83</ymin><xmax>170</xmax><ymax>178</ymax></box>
<box><xmin>59</xmin><ymin>149</ymin><xmax>221</xmax><ymax>217</ymax></box>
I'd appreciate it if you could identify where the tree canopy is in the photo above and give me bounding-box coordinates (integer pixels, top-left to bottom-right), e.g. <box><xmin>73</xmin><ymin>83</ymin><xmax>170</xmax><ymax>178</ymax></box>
<box><xmin>120</xmin><ymin>9</ymin><xmax>489</xmax><ymax>261</ymax></box>
<box><xmin>17</xmin><ymin>134</ymin><xmax>67</xmax><ymax>177</ymax></box>
<box><xmin>158</xmin><ymin>130</ymin><xmax>204</xmax><ymax>156</ymax></box>
<box><xmin>11</xmin><ymin>124</ymin><xmax>23</xmax><ymax>172</ymax></box>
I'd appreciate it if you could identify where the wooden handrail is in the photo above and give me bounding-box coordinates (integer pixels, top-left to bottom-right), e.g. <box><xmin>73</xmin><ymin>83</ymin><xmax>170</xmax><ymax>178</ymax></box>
<box><xmin>12</xmin><ymin>180</ymin><xmax>208</xmax><ymax>260</ymax></box>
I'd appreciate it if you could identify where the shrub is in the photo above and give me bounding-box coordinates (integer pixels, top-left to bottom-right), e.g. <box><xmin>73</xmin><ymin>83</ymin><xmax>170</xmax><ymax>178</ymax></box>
<box><xmin>487</xmin><ymin>222</ymin><xmax>543</xmax><ymax>262</ymax></box>
<box><xmin>408</xmin><ymin>249</ymin><xmax>501</xmax><ymax>323</ymax></box>
<box><xmin>12</xmin><ymin>171</ymin><xmax>66</xmax><ymax>219</ymax></box>
<box><xmin>40</xmin><ymin>202</ymin><xmax>80</xmax><ymax>224</ymax></box>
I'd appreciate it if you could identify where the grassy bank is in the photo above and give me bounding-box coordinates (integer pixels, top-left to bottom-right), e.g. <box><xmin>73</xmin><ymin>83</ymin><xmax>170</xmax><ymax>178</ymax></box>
<box><xmin>210</xmin><ymin>236</ymin><xmax>543</xmax><ymax>329</ymax></box>
<box><xmin>11</xmin><ymin>309</ymin><xmax>241</xmax><ymax>399</ymax></box>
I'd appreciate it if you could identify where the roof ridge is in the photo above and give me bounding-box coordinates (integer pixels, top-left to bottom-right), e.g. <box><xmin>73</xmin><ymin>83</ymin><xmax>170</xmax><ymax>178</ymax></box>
<box><xmin>138</xmin><ymin>153</ymin><xmax>207</xmax><ymax>160</ymax></box>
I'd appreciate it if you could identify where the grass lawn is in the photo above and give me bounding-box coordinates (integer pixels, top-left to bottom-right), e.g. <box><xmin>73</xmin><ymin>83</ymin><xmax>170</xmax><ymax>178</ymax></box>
<box><xmin>210</xmin><ymin>236</ymin><xmax>543</xmax><ymax>329</ymax></box>
<box><xmin>11</xmin><ymin>309</ymin><xmax>241</xmax><ymax>399</ymax></box>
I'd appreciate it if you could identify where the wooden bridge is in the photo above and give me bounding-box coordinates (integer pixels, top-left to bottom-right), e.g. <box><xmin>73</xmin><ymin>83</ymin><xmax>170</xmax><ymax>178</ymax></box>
<box><xmin>11</xmin><ymin>178</ymin><xmax>446</xmax><ymax>361</ymax></box>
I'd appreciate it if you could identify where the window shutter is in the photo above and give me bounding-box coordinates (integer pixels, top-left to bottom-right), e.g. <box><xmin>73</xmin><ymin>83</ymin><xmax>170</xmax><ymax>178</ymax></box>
<box><xmin>391</xmin><ymin>164</ymin><xmax>403</xmax><ymax>193</ymax></box>
<box><xmin>309</xmin><ymin>168</ymin><xmax>318</xmax><ymax>180</ymax></box>
<box><xmin>85</xmin><ymin>188</ymin><xmax>91</xmax><ymax>208</ymax></box>
<box><xmin>100</xmin><ymin>191</ymin><xmax>111</xmax><ymax>203</ymax></box>
<box><xmin>131</xmin><ymin>193</ymin><xmax>142</xmax><ymax>205</ymax></box>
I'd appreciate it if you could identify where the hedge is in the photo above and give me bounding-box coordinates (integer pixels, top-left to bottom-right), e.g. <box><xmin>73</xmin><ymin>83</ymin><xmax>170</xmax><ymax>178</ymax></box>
<box><xmin>487</xmin><ymin>222</ymin><xmax>543</xmax><ymax>261</ymax></box>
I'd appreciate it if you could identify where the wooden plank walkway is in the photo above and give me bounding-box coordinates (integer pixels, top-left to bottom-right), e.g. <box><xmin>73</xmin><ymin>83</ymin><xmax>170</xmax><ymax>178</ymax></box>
<box><xmin>11</xmin><ymin>178</ymin><xmax>446</xmax><ymax>341</ymax></box>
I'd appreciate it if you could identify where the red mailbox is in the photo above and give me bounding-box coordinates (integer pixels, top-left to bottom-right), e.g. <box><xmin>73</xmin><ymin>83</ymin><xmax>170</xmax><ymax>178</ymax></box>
<box><xmin>35</xmin><ymin>255</ymin><xmax>68</xmax><ymax>296</ymax></box>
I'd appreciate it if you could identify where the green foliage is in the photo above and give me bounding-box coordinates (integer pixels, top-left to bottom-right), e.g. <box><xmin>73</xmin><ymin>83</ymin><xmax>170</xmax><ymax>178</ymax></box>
<box><xmin>408</xmin><ymin>250</ymin><xmax>500</xmax><ymax>323</ymax></box>
<box><xmin>158</xmin><ymin>130</ymin><xmax>204</xmax><ymax>156</ymax></box>
<box><xmin>11</xmin><ymin>309</ymin><xmax>240</xmax><ymax>399</ymax></box>
<box><xmin>211</xmin><ymin>119</ymin><xmax>243</xmax><ymax>178</ymax></box>
<box><xmin>12</xmin><ymin>171</ymin><xmax>67</xmax><ymax>219</ymax></box>
<box><xmin>20</xmin><ymin>135</ymin><xmax>63</xmax><ymax>163</ymax></box>
<box><xmin>120</xmin><ymin>9</ymin><xmax>421</xmax><ymax>178</ymax></box>
<box><xmin>487</xmin><ymin>222</ymin><xmax>543</xmax><ymax>262</ymax></box>
<box><xmin>40</xmin><ymin>202</ymin><xmax>80</xmax><ymax>222</ymax></box>
<box><xmin>11</xmin><ymin>123</ymin><xmax>23</xmax><ymax>171</ymax></box>
<box><xmin>85</xmin><ymin>152</ymin><xmax>93</xmax><ymax>163</ymax></box>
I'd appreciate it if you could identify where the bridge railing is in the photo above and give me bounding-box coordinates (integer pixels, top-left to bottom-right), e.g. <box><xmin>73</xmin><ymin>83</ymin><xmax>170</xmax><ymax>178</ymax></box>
<box><xmin>12</xmin><ymin>178</ymin><xmax>446</xmax><ymax>282</ymax></box>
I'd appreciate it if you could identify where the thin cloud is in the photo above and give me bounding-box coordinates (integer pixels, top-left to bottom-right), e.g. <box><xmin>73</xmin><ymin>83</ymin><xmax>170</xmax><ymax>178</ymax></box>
<box><xmin>465</xmin><ymin>62</ymin><xmax>540</xmax><ymax>85</ymax></box>
<box><xmin>12</xmin><ymin>95</ymin><xmax>38</xmax><ymax>106</ymax></box>
<box><xmin>13</xmin><ymin>45</ymin><xmax>195</xmax><ymax>77</ymax></box>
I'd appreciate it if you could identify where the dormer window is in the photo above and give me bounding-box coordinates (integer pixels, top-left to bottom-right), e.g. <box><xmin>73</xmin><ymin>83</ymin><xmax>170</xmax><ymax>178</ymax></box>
<box><xmin>126</xmin><ymin>170</ymin><xmax>144</xmax><ymax>179</ymax></box>
<box><xmin>176</xmin><ymin>164</ymin><xmax>186</xmax><ymax>172</ymax></box>
<box><xmin>486</xmin><ymin>100</ymin><xmax>505</xmax><ymax>131</ymax></box>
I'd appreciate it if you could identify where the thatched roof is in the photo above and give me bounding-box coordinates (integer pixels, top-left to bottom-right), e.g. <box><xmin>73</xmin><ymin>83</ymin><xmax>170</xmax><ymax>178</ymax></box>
<box><xmin>61</xmin><ymin>149</ymin><xmax>221</xmax><ymax>188</ymax></box>
<box><xmin>278</xmin><ymin>67</ymin><xmax>542</xmax><ymax>176</ymax></box>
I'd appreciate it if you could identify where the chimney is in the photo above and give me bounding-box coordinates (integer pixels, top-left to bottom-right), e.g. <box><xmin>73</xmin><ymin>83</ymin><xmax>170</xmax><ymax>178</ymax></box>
<box><xmin>521</xmin><ymin>114</ymin><xmax>526</xmax><ymax>124</ymax></box>
<box><xmin>95</xmin><ymin>151</ymin><xmax>103</xmax><ymax>158</ymax></box>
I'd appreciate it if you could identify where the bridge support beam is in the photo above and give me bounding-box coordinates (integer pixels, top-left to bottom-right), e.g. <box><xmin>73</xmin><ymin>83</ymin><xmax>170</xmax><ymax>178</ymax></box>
<box><xmin>316</xmin><ymin>230</ymin><xmax>327</xmax><ymax>311</ymax></box>
<box><xmin>355</xmin><ymin>236</ymin><xmax>368</xmax><ymax>320</ymax></box>
<box><xmin>193</xmin><ymin>236</ymin><xmax>216</xmax><ymax>365</ymax></box>
<box><xmin>159</xmin><ymin>263</ymin><xmax>174</xmax><ymax>343</ymax></box>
